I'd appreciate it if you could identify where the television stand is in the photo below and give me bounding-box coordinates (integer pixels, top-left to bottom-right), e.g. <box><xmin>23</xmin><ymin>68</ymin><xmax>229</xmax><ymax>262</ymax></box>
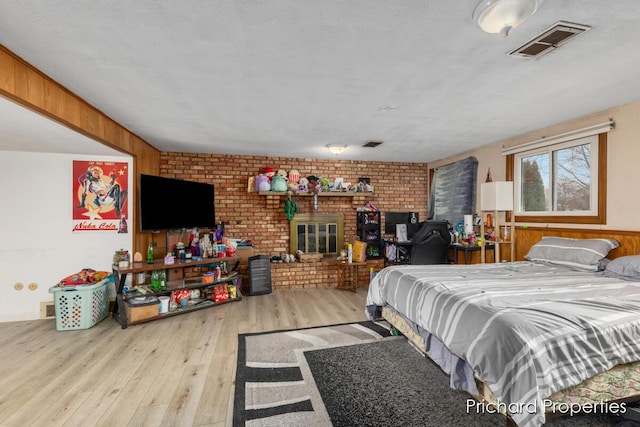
<box><xmin>112</xmin><ymin>255</ymin><xmax>240</xmax><ymax>329</ymax></box>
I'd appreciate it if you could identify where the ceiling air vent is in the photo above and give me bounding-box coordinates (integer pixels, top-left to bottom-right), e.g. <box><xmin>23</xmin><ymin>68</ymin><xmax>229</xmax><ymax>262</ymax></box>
<box><xmin>509</xmin><ymin>21</ymin><xmax>590</xmax><ymax>59</ymax></box>
<box><xmin>363</xmin><ymin>141</ymin><xmax>383</xmax><ymax>148</ymax></box>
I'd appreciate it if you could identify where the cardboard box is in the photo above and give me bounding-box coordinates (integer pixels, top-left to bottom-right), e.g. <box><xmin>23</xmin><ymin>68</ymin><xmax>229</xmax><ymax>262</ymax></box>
<box><xmin>125</xmin><ymin>299</ymin><xmax>160</xmax><ymax>323</ymax></box>
<box><xmin>236</xmin><ymin>246</ymin><xmax>255</xmax><ymax>265</ymax></box>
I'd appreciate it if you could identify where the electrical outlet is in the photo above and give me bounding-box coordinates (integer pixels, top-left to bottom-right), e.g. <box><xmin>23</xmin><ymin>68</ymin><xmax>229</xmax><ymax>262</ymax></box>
<box><xmin>28</xmin><ymin>282</ymin><xmax>38</xmax><ymax>291</ymax></box>
<box><xmin>14</xmin><ymin>282</ymin><xmax>24</xmax><ymax>291</ymax></box>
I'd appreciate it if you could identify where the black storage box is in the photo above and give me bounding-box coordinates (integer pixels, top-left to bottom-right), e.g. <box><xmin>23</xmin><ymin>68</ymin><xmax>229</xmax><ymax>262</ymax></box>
<box><xmin>248</xmin><ymin>255</ymin><xmax>272</xmax><ymax>295</ymax></box>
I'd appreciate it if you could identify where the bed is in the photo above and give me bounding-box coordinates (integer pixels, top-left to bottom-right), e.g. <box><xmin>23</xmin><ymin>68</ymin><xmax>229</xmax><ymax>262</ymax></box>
<box><xmin>365</xmin><ymin>237</ymin><xmax>640</xmax><ymax>427</ymax></box>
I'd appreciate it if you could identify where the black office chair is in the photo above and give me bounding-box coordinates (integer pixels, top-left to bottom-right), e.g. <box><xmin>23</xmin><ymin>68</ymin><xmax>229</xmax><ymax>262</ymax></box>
<box><xmin>410</xmin><ymin>221</ymin><xmax>451</xmax><ymax>265</ymax></box>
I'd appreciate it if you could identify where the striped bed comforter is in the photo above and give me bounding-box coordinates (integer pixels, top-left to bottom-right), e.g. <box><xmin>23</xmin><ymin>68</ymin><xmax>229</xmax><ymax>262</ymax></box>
<box><xmin>365</xmin><ymin>261</ymin><xmax>640</xmax><ymax>427</ymax></box>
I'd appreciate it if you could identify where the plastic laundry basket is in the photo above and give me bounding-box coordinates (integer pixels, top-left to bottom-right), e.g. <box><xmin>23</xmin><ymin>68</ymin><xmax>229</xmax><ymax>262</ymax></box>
<box><xmin>49</xmin><ymin>277</ymin><xmax>112</xmax><ymax>331</ymax></box>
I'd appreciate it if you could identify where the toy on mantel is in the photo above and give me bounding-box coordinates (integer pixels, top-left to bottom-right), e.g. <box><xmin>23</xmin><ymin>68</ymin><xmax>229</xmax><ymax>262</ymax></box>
<box><xmin>271</xmin><ymin>174</ymin><xmax>288</xmax><ymax>192</ymax></box>
<box><xmin>298</xmin><ymin>177</ymin><xmax>309</xmax><ymax>193</ymax></box>
<box><xmin>288</xmin><ymin>169</ymin><xmax>300</xmax><ymax>192</ymax></box>
<box><xmin>307</xmin><ymin>175</ymin><xmax>321</xmax><ymax>193</ymax></box>
<box><xmin>264</xmin><ymin>167</ymin><xmax>276</xmax><ymax>180</ymax></box>
<box><xmin>255</xmin><ymin>174</ymin><xmax>271</xmax><ymax>192</ymax></box>
<box><xmin>288</xmin><ymin>169</ymin><xmax>300</xmax><ymax>183</ymax></box>
<box><xmin>319</xmin><ymin>177</ymin><xmax>331</xmax><ymax>192</ymax></box>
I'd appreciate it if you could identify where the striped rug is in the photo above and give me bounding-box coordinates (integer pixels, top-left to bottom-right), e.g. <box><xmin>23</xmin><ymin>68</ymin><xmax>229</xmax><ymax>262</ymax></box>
<box><xmin>233</xmin><ymin>321</ymin><xmax>391</xmax><ymax>426</ymax></box>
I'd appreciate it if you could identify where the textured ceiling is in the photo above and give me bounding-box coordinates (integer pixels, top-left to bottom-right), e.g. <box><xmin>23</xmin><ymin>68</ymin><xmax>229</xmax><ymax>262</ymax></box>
<box><xmin>1</xmin><ymin>0</ymin><xmax>640</xmax><ymax>162</ymax></box>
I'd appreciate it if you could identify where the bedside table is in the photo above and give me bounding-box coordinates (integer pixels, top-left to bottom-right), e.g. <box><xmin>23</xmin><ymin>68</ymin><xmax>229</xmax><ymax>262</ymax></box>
<box><xmin>451</xmin><ymin>243</ymin><xmax>495</xmax><ymax>264</ymax></box>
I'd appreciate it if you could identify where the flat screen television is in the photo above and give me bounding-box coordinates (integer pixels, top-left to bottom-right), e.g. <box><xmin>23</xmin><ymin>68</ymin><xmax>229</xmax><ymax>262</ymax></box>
<box><xmin>139</xmin><ymin>174</ymin><xmax>215</xmax><ymax>232</ymax></box>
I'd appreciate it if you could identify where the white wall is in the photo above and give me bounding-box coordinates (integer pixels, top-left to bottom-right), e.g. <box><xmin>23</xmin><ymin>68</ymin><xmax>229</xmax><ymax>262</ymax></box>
<box><xmin>0</xmin><ymin>151</ymin><xmax>132</xmax><ymax>321</ymax></box>
<box><xmin>428</xmin><ymin>99</ymin><xmax>640</xmax><ymax>231</ymax></box>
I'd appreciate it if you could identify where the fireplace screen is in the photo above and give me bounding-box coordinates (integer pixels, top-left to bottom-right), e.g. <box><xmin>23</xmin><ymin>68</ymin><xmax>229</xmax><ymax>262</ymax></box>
<box><xmin>290</xmin><ymin>213</ymin><xmax>344</xmax><ymax>257</ymax></box>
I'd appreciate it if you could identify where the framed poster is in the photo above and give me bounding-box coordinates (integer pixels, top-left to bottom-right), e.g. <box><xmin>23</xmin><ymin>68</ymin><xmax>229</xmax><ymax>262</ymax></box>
<box><xmin>72</xmin><ymin>160</ymin><xmax>129</xmax><ymax>232</ymax></box>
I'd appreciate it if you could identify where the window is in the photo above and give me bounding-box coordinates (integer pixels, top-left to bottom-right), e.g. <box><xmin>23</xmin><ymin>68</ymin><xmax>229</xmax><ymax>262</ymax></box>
<box><xmin>516</xmin><ymin>135</ymin><xmax>597</xmax><ymax>215</ymax></box>
<box><xmin>507</xmin><ymin>132</ymin><xmax>607</xmax><ymax>224</ymax></box>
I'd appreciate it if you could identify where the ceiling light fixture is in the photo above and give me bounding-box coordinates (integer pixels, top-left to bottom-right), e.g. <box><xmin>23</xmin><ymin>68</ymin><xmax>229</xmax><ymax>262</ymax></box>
<box><xmin>472</xmin><ymin>0</ymin><xmax>544</xmax><ymax>37</ymax></box>
<box><xmin>379</xmin><ymin>105</ymin><xmax>396</xmax><ymax>113</ymax></box>
<box><xmin>326</xmin><ymin>144</ymin><xmax>347</xmax><ymax>155</ymax></box>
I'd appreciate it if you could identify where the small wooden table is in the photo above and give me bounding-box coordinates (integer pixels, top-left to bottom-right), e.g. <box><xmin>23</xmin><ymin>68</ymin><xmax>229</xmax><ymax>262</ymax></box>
<box><xmin>335</xmin><ymin>261</ymin><xmax>367</xmax><ymax>292</ymax></box>
<box><xmin>451</xmin><ymin>243</ymin><xmax>495</xmax><ymax>264</ymax></box>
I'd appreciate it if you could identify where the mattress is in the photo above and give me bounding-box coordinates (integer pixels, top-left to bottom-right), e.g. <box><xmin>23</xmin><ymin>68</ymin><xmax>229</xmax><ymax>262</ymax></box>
<box><xmin>366</xmin><ymin>262</ymin><xmax>640</xmax><ymax>427</ymax></box>
<box><xmin>382</xmin><ymin>305</ymin><xmax>640</xmax><ymax>410</ymax></box>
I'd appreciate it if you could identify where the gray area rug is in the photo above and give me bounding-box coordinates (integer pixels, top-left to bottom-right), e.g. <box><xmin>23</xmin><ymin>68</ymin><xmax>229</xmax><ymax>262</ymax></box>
<box><xmin>234</xmin><ymin>321</ymin><xmax>392</xmax><ymax>426</ymax></box>
<box><xmin>234</xmin><ymin>322</ymin><xmax>637</xmax><ymax>426</ymax></box>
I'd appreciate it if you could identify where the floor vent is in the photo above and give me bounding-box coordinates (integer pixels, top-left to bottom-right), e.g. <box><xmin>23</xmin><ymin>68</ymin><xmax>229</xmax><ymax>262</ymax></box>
<box><xmin>40</xmin><ymin>301</ymin><xmax>55</xmax><ymax>319</ymax></box>
<box><xmin>509</xmin><ymin>21</ymin><xmax>590</xmax><ymax>59</ymax></box>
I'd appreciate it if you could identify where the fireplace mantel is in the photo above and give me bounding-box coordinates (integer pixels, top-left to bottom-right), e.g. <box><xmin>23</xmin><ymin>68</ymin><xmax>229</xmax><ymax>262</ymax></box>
<box><xmin>258</xmin><ymin>191</ymin><xmax>373</xmax><ymax>197</ymax></box>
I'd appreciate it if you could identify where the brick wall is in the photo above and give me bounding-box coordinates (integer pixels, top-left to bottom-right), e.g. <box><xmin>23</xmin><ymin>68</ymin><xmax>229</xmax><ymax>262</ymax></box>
<box><xmin>159</xmin><ymin>153</ymin><xmax>428</xmax><ymax>289</ymax></box>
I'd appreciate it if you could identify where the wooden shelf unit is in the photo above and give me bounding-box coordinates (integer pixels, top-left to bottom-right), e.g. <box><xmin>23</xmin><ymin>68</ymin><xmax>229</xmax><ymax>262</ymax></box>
<box><xmin>479</xmin><ymin>181</ymin><xmax>515</xmax><ymax>263</ymax></box>
<box><xmin>112</xmin><ymin>256</ymin><xmax>240</xmax><ymax>328</ymax></box>
<box><xmin>480</xmin><ymin>216</ymin><xmax>515</xmax><ymax>263</ymax></box>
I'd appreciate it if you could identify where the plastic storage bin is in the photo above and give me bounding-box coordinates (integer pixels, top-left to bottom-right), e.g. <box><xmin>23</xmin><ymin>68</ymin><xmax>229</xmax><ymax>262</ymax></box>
<box><xmin>49</xmin><ymin>277</ymin><xmax>112</xmax><ymax>331</ymax></box>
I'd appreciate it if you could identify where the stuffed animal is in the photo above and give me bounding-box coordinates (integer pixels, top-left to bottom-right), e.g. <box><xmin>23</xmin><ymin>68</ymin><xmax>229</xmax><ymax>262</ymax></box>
<box><xmin>307</xmin><ymin>175</ymin><xmax>320</xmax><ymax>193</ymax></box>
<box><xmin>287</xmin><ymin>169</ymin><xmax>301</xmax><ymax>192</ymax></box>
<box><xmin>271</xmin><ymin>175</ymin><xmax>288</xmax><ymax>192</ymax></box>
<box><xmin>276</xmin><ymin>169</ymin><xmax>287</xmax><ymax>179</ymax></box>
<box><xmin>264</xmin><ymin>167</ymin><xmax>276</xmax><ymax>180</ymax></box>
<box><xmin>255</xmin><ymin>174</ymin><xmax>271</xmax><ymax>192</ymax></box>
<box><xmin>288</xmin><ymin>169</ymin><xmax>300</xmax><ymax>184</ymax></box>
<box><xmin>320</xmin><ymin>177</ymin><xmax>331</xmax><ymax>192</ymax></box>
<box><xmin>298</xmin><ymin>177</ymin><xmax>309</xmax><ymax>192</ymax></box>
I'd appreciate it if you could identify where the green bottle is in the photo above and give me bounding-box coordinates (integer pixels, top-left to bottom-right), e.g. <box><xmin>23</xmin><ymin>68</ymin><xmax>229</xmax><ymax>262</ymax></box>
<box><xmin>160</xmin><ymin>270</ymin><xmax>167</xmax><ymax>291</ymax></box>
<box><xmin>151</xmin><ymin>270</ymin><xmax>160</xmax><ymax>292</ymax></box>
<box><xmin>147</xmin><ymin>242</ymin><xmax>154</xmax><ymax>264</ymax></box>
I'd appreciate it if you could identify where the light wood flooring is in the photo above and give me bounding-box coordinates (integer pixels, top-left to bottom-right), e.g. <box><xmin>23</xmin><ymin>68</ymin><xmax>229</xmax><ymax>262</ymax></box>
<box><xmin>0</xmin><ymin>287</ymin><xmax>369</xmax><ymax>427</ymax></box>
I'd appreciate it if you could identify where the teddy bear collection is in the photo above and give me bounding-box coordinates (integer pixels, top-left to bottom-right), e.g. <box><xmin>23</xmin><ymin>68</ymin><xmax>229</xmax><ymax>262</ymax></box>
<box><xmin>254</xmin><ymin>167</ymin><xmax>373</xmax><ymax>194</ymax></box>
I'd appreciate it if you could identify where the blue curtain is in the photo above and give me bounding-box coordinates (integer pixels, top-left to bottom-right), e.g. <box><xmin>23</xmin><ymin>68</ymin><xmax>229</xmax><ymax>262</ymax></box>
<box><xmin>428</xmin><ymin>156</ymin><xmax>478</xmax><ymax>225</ymax></box>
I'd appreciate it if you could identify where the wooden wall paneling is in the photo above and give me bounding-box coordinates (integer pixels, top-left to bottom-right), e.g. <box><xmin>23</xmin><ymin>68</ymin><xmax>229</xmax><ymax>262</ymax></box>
<box><xmin>11</xmin><ymin>53</ymin><xmax>33</xmax><ymax>102</ymax></box>
<box><xmin>0</xmin><ymin>49</ymin><xmax>15</xmax><ymax>92</ymax></box>
<box><xmin>43</xmin><ymin>79</ymin><xmax>62</xmax><ymax>117</ymax></box>
<box><xmin>597</xmin><ymin>133</ymin><xmax>608</xmax><ymax>224</ymax></box>
<box><xmin>515</xmin><ymin>227</ymin><xmax>640</xmax><ymax>260</ymax></box>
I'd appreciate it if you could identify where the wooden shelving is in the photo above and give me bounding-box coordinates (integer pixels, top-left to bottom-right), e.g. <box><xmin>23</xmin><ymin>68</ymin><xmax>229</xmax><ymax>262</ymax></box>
<box><xmin>112</xmin><ymin>256</ymin><xmax>240</xmax><ymax>328</ymax></box>
<box><xmin>258</xmin><ymin>191</ymin><xmax>372</xmax><ymax>197</ymax></box>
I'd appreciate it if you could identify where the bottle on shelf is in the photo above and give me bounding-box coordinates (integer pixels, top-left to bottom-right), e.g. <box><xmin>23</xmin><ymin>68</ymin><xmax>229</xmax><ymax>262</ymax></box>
<box><xmin>150</xmin><ymin>270</ymin><xmax>160</xmax><ymax>292</ymax></box>
<box><xmin>147</xmin><ymin>242</ymin><xmax>154</xmax><ymax>264</ymax></box>
<box><xmin>159</xmin><ymin>270</ymin><xmax>167</xmax><ymax>291</ymax></box>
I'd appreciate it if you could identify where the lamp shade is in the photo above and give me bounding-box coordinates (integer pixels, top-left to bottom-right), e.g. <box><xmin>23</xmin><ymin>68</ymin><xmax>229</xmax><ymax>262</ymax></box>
<box><xmin>481</xmin><ymin>181</ymin><xmax>513</xmax><ymax>211</ymax></box>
